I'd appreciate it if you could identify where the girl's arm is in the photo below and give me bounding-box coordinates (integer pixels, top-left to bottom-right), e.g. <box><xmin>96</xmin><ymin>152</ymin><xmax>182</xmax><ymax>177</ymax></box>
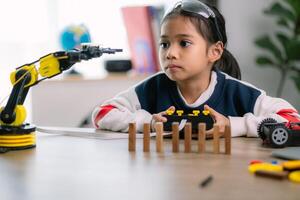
<box><xmin>92</xmin><ymin>87</ymin><xmax>152</xmax><ymax>132</ymax></box>
<box><xmin>229</xmin><ymin>91</ymin><xmax>299</xmax><ymax>137</ymax></box>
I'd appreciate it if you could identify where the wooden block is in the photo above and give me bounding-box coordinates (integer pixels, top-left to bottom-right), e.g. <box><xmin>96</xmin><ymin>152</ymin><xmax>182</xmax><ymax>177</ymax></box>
<box><xmin>213</xmin><ymin>125</ymin><xmax>220</xmax><ymax>154</ymax></box>
<box><xmin>224</xmin><ymin>125</ymin><xmax>231</xmax><ymax>154</ymax></box>
<box><xmin>172</xmin><ymin>122</ymin><xmax>179</xmax><ymax>153</ymax></box>
<box><xmin>184</xmin><ymin>123</ymin><xmax>192</xmax><ymax>153</ymax></box>
<box><xmin>155</xmin><ymin>122</ymin><xmax>164</xmax><ymax>153</ymax></box>
<box><xmin>143</xmin><ymin>123</ymin><xmax>150</xmax><ymax>152</ymax></box>
<box><xmin>255</xmin><ymin>170</ymin><xmax>288</xmax><ymax>180</ymax></box>
<box><xmin>198</xmin><ymin>123</ymin><xmax>206</xmax><ymax>153</ymax></box>
<box><xmin>128</xmin><ymin>123</ymin><xmax>136</xmax><ymax>152</ymax></box>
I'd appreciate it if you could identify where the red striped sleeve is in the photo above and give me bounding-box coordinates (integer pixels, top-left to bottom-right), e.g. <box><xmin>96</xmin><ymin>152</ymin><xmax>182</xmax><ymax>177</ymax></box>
<box><xmin>94</xmin><ymin>105</ymin><xmax>116</xmax><ymax>128</ymax></box>
<box><xmin>276</xmin><ymin>109</ymin><xmax>300</xmax><ymax>123</ymax></box>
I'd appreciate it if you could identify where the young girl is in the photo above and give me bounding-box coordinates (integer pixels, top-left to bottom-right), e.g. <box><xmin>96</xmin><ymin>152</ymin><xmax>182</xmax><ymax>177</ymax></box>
<box><xmin>92</xmin><ymin>0</ymin><xmax>299</xmax><ymax>137</ymax></box>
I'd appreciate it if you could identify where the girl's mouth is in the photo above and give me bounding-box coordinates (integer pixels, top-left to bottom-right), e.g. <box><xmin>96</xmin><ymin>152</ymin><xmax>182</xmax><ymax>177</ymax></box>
<box><xmin>166</xmin><ymin>64</ymin><xmax>182</xmax><ymax>70</ymax></box>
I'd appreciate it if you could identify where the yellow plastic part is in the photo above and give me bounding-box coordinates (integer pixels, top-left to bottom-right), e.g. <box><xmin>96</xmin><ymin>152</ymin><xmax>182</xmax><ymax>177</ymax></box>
<box><xmin>192</xmin><ymin>110</ymin><xmax>200</xmax><ymax>116</ymax></box>
<box><xmin>0</xmin><ymin>107</ymin><xmax>4</xmax><ymax>125</ymax></box>
<box><xmin>288</xmin><ymin>171</ymin><xmax>300</xmax><ymax>183</ymax></box>
<box><xmin>39</xmin><ymin>54</ymin><xmax>65</xmax><ymax>78</ymax></box>
<box><xmin>0</xmin><ymin>141</ymin><xmax>35</xmax><ymax>147</ymax></box>
<box><xmin>202</xmin><ymin>110</ymin><xmax>210</xmax><ymax>115</ymax></box>
<box><xmin>0</xmin><ymin>133</ymin><xmax>35</xmax><ymax>147</ymax></box>
<box><xmin>282</xmin><ymin>160</ymin><xmax>300</xmax><ymax>170</ymax></box>
<box><xmin>0</xmin><ymin>138</ymin><xmax>35</xmax><ymax>144</ymax></box>
<box><xmin>0</xmin><ymin>134</ymin><xmax>35</xmax><ymax>139</ymax></box>
<box><xmin>0</xmin><ymin>105</ymin><xmax>26</xmax><ymax>126</ymax></box>
<box><xmin>248</xmin><ymin>163</ymin><xmax>283</xmax><ymax>173</ymax></box>
<box><xmin>10</xmin><ymin>65</ymin><xmax>38</xmax><ymax>87</ymax></box>
<box><xmin>166</xmin><ymin>109</ymin><xmax>174</xmax><ymax>115</ymax></box>
<box><xmin>176</xmin><ymin>110</ymin><xmax>184</xmax><ymax>116</ymax></box>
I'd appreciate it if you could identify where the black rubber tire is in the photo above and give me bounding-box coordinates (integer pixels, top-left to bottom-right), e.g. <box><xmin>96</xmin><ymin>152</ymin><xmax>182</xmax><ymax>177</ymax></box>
<box><xmin>257</xmin><ymin>118</ymin><xmax>277</xmax><ymax>140</ymax></box>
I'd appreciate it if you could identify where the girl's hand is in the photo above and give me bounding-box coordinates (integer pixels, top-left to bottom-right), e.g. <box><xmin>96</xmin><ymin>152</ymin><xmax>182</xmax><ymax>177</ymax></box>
<box><xmin>151</xmin><ymin>106</ymin><xmax>176</xmax><ymax>130</ymax></box>
<box><xmin>204</xmin><ymin>105</ymin><xmax>230</xmax><ymax>135</ymax></box>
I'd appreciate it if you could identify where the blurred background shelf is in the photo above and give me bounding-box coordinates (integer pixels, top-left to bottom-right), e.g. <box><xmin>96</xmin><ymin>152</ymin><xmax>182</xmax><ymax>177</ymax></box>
<box><xmin>31</xmin><ymin>73</ymin><xmax>149</xmax><ymax>127</ymax></box>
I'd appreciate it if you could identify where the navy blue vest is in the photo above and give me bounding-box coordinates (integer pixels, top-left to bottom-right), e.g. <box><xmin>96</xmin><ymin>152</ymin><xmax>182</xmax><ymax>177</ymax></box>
<box><xmin>135</xmin><ymin>71</ymin><xmax>261</xmax><ymax>117</ymax></box>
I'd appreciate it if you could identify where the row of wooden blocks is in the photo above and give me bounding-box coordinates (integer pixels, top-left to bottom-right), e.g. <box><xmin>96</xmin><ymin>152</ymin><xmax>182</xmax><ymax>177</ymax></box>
<box><xmin>128</xmin><ymin>122</ymin><xmax>231</xmax><ymax>154</ymax></box>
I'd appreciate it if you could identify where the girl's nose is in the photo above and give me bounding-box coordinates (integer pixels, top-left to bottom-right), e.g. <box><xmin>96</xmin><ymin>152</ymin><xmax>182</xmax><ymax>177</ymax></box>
<box><xmin>166</xmin><ymin>46</ymin><xmax>178</xmax><ymax>59</ymax></box>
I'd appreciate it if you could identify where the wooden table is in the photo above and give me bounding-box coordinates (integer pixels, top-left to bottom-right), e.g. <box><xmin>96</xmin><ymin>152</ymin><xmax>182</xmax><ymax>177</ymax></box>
<box><xmin>0</xmin><ymin>129</ymin><xmax>299</xmax><ymax>200</ymax></box>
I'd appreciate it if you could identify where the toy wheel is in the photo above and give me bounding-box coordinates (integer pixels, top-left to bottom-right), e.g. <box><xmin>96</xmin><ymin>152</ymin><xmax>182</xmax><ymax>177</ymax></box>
<box><xmin>268</xmin><ymin>124</ymin><xmax>289</xmax><ymax>148</ymax></box>
<box><xmin>257</xmin><ymin>118</ymin><xmax>277</xmax><ymax>140</ymax></box>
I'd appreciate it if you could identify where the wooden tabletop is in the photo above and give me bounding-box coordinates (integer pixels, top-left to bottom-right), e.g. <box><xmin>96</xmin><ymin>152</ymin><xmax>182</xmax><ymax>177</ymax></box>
<box><xmin>0</xmin><ymin>129</ymin><xmax>299</xmax><ymax>200</ymax></box>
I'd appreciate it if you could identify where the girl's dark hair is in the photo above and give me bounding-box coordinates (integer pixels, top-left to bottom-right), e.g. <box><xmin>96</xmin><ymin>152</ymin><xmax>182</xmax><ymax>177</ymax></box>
<box><xmin>162</xmin><ymin>2</ymin><xmax>241</xmax><ymax>80</ymax></box>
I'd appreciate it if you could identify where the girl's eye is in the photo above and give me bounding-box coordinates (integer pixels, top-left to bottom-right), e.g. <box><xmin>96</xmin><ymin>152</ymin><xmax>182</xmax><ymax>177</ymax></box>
<box><xmin>180</xmin><ymin>40</ymin><xmax>191</xmax><ymax>47</ymax></box>
<box><xmin>159</xmin><ymin>42</ymin><xmax>169</xmax><ymax>49</ymax></box>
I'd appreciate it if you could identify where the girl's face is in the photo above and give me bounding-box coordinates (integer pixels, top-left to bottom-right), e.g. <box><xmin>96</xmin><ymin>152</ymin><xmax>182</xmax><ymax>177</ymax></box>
<box><xmin>159</xmin><ymin>15</ymin><xmax>216</xmax><ymax>82</ymax></box>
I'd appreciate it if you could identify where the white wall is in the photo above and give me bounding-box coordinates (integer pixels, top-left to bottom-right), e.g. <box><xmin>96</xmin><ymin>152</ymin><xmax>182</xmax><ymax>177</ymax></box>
<box><xmin>53</xmin><ymin>0</ymin><xmax>177</xmax><ymax>77</ymax></box>
<box><xmin>0</xmin><ymin>0</ymin><xmax>171</xmax><ymax>122</ymax></box>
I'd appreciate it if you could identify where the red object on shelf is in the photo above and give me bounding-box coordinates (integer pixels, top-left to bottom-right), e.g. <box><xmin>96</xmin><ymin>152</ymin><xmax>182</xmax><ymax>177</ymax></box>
<box><xmin>122</xmin><ymin>6</ymin><xmax>161</xmax><ymax>74</ymax></box>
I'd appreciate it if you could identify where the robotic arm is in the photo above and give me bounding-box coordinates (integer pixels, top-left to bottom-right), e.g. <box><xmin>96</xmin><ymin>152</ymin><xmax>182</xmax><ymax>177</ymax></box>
<box><xmin>0</xmin><ymin>44</ymin><xmax>122</xmax><ymax>152</ymax></box>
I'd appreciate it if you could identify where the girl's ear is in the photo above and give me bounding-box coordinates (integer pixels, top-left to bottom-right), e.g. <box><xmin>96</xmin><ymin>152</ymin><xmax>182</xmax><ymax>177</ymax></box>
<box><xmin>208</xmin><ymin>41</ymin><xmax>224</xmax><ymax>63</ymax></box>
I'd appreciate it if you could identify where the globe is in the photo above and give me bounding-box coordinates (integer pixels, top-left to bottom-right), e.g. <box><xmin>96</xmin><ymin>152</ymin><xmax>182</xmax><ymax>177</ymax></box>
<box><xmin>60</xmin><ymin>24</ymin><xmax>91</xmax><ymax>50</ymax></box>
